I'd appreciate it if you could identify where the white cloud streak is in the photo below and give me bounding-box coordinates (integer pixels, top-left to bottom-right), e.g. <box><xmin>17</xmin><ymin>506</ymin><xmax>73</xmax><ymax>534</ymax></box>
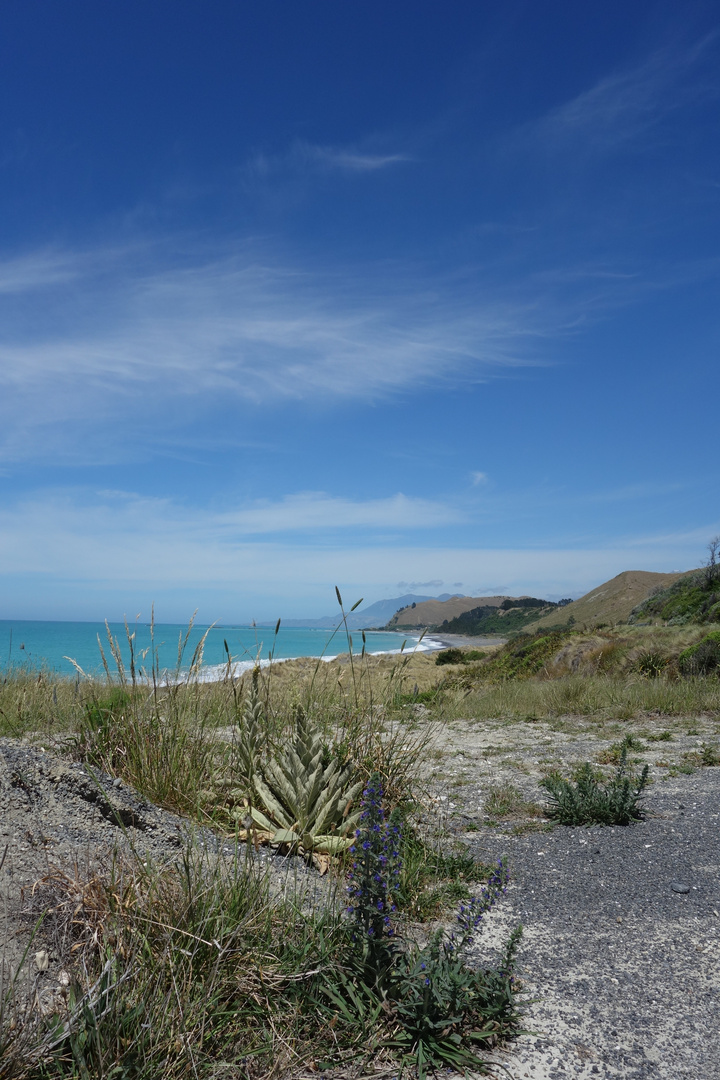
<box><xmin>526</xmin><ymin>35</ymin><xmax>719</xmax><ymax>157</ymax></box>
<box><xmin>217</xmin><ymin>492</ymin><xmax>462</xmax><ymax>532</ymax></box>
<box><xmin>246</xmin><ymin>140</ymin><xmax>411</xmax><ymax>177</ymax></box>
<box><xmin>0</xmin><ymin>489</ymin><xmax>710</xmax><ymax>621</ymax></box>
<box><xmin>0</xmin><ymin>243</ymin><xmax>550</xmax><ymax>462</ymax></box>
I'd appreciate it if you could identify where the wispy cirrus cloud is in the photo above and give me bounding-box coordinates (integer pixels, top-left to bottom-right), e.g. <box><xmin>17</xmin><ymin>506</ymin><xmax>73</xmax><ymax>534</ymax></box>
<box><xmin>525</xmin><ymin>34</ymin><xmax>719</xmax><ymax>157</ymax></box>
<box><xmin>0</xmin><ymin>488</ymin><xmax>460</xmax><ymax>545</ymax></box>
<box><xmin>245</xmin><ymin>139</ymin><xmax>411</xmax><ymax>178</ymax></box>
<box><xmin>0</xmin><ymin>241</ymin><xmax>552</xmax><ymax>462</ymax></box>
<box><xmin>0</xmin><ymin>250</ymin><xmax>84</xmax><ymax>293</ymax></box>
<box><xmin>298</xmin><ymin>143</ymin><xmax>410</xmax><ymax>172</ymax></box>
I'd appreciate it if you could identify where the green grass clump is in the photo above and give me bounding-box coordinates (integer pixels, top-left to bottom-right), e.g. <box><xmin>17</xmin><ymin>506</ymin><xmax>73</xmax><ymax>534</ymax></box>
<box><xmin>540</xmin><ymin>749</ymin><xmax>650</xmax><ymax>826</ymax></box>
<box><xmin>395</xmin><ymin>822</ymin><xmax>493</xmax><ymax>919</ymax></box>
<box><xmin>3</xmin><ymin>843</ymin><xmax>352</xmax><ymax>1080</ymax></box>
<box><xmin>0</xmin><ymin>667</ymin><xmax>85</xmax><ymax>739</ymax></box>
<box><xmin>634</xmin><ymin>650</ymin><xmax>670</xmax><ymax>677</ymax></box>
<box><xmin>482</xmin><ymin>780</ymin><xmax>544</xmax><ymax>822</ymax></box>
<box><xmin>596</xmin><ymin>733</ymin><xmax>647</xmax><ymax>764</ymax></box>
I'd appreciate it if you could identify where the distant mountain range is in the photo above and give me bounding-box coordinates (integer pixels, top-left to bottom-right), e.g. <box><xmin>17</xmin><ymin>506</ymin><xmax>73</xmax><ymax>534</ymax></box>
<box><xmin>264</xmin><ymin>593</ymin><xmax>466</xmax><ymax>631</ymax></box>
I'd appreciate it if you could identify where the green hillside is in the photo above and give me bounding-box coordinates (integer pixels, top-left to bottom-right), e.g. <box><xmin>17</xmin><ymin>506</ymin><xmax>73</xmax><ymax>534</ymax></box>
<box><xmin>438</xmin><ymin>597</ymin><xmax>562</xmax><ymax>635</ymax></box>
<box><xmin>526</xmin><ymin>570</ymin><xmax>688</xmax><ymax>632</ymax></box>
<box><xmin>630</xmin><ymin>565</ymin><xmax>720</xmax><ymax>626</ymax></box>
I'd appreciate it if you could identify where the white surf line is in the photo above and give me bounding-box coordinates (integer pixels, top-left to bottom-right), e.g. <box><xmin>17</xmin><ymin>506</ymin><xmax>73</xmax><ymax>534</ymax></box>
<box><xmin>171</xmin><ymin>634</ymin><xmax>434</xmax><ymax>685</ymax></box>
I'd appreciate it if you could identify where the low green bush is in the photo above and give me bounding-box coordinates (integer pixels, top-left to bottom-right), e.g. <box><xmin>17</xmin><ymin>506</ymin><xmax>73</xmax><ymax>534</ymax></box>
<box><xmin>631</xmin><ymin>569</ymin><xmax>720</xmax><ymax>625</ymax></box>
<box><xmin>435</xmin><ymin>647</ymin><xmax>464</xmax><ymax>665</ymax></box>
<box><xmin>678</xmin><ymin>630</ymin><xmax>720</xmax><ymax>676</ymax></box>
<box><xmin>540</xmin><ymin>748</ymin><xmax>650</xmax><ymax>826</ymax></box>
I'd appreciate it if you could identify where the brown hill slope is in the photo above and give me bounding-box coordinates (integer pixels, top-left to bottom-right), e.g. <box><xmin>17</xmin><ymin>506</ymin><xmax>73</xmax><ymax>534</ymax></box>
<box><xmin>387</xmin><ymin>595</ymin><xmax>517</xmax><ymax>629</ymax></box>
<box><xmin>527</xmin><ymin>570</ymin><xmax>690</xmax><ymax>631</ymax></box>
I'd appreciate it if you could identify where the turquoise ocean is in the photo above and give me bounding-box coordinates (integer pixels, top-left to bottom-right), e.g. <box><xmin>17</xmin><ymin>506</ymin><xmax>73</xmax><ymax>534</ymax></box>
<box><xmin>0</xmin><ymin>620</ymin><xmax>425</xmax><ymax>680</ymax></box>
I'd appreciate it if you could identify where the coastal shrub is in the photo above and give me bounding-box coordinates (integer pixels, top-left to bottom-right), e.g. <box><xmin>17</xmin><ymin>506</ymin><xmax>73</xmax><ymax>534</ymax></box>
<box><xmin>323</xmin><ymin>775</ymin><xmax>522</xmax><ymax>1078</ymax></box>
<box><xmin>435</xmin><ymin>647</ymin><xmax>464</xmax><ymax>665</ymax></box>
<box><xmin>540</xmin><ymin>748</ymin><xmax>650</xmax><ymax>826</ymax></box>
<box><xmin>678</xmin><ymin>630</ymin><xmax>720</xmax><ymax>676</ymax></box>
<box><xmin>434</xmin><ymin>648</ymin><xmax>488</xmax><ymax>667</ymax></box>
<box><xmin>462</xmin><ymin>629</ymin><xmax>577</xmax><ymax>684</ymax></box>
<box><xmin>630</xmin><ymin>566</ymin><xmax>720</xmax><ymax>626</ymax></box>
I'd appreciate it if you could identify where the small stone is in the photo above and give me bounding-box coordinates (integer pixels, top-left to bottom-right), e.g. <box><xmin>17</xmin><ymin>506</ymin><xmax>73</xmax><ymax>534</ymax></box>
<box><xmin>35</xmin><ymin>949</ymin><xmax>49</xmax><ymax>972</ymax></box>
<box><xmin>112</xmin><ymin>778</ymin><xmax>122</xmax><ymax>788</ymax></box>
<box><xmin>671</xmin><ymin>882</ymin><xmax>690</xmax><ymax>894</ymax></box>
<box><xmin>616</xmin><ymin>916</ymin><xmax>623</xmax><ymax>923</ymax></box>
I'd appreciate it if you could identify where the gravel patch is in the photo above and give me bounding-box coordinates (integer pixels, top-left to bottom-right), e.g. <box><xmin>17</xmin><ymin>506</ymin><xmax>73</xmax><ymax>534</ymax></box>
<box><xmin>421</xmin><ymin>716</ymin><xmax>720</xmax><ymax>1080</ymax></box>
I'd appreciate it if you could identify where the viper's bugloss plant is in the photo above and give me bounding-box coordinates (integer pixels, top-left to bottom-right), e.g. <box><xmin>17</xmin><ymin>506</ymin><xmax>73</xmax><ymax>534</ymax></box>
<box><xmin>346</xmin><ymin>774</ymin><xmax>402</xmax><ymax>983</ymax></box>
<box><xmin>541</xmin><ymin>747</ymin><xmax>650</xmax><ymax>826</ymax></box>
<box><xmin>385</xmin><ymin>859</ymin><xmax>519</xmax><ymax>1076</ymax></box>
<box><xmin>323</xmin><ymin>778</ymin><xmax>523</xmax><ymax>1077</ymax></box>
<box><xmin>347</xmin><ymin>777</ymin><xmax>402</xmax><ymax>937</ymax></box>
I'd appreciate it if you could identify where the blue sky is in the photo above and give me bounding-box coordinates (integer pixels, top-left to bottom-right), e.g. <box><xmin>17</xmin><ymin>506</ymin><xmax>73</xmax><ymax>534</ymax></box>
<box><xmin>1</xmin><ymin>0</ymin><xmax>719</xmax><ymax>623</ymax></box>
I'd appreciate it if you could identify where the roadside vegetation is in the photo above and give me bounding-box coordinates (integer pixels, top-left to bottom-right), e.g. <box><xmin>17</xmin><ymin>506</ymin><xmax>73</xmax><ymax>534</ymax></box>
<box><xmin>0</xmin><ymin>602</ymin><xmax>521</xmax><ymax>1079</ymax></box>
<box><xmin>1</xmin><ymin>580</ymin><xmax>719</xmax><ymax>1077</ymax></box>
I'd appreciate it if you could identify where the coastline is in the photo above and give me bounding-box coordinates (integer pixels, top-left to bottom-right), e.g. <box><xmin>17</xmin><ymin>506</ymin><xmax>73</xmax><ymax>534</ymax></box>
<box><xmin>178</xmin><ymin>632</ymin><xmax>505</xmax><ymax>683</ymax></box>
<box><xmin>408</xmin><ymin>631</ymin><xmax>506</xmax><ymax>650</ymax></box>
<box><xmin>188</xmin><ymin>632</ymin><xmax>440</xmax><ymax>684</ymax></box>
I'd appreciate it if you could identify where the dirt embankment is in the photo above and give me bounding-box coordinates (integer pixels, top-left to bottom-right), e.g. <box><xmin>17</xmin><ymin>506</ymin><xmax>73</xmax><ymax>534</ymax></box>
<box><xmin>0</xmin><ymin>738</ymin><xmax>318</xmax><ymax>1010</ymax></box>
